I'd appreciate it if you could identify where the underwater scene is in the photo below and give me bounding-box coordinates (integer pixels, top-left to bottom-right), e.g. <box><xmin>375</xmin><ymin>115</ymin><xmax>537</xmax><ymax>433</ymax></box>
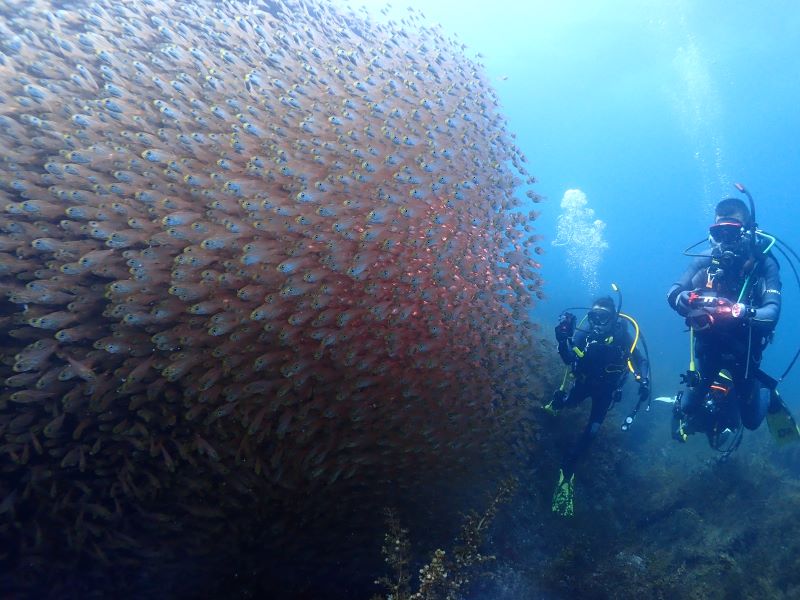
<box><xmin>1</xmin><ymin>0</ymin><xmax>799</xmax><ymax>598</ymax></box>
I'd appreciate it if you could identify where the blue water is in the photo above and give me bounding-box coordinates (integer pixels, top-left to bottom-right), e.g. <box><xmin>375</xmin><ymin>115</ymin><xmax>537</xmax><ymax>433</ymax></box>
<box><xmin>356</xmin><ymin>0</ymin><xmax>800</xmax><ymax>409</ymax></box>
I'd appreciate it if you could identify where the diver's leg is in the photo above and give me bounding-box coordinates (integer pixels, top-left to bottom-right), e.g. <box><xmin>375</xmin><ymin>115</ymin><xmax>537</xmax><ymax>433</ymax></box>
<box><xmin>739</xmin><ymin>376</ymin><xmax>769</xmax><ymax>430</ymax></box>
<box><xmin>561</xmin><ymin>385</ymin><xmax>613</xmax><ymax>478</ymax></box>
<box><xmin>552</xmin><ymin>381</ymin><xmax>604</xmax><ymax>516</ymax></box>
<box><xmin>552</xmin><ymin>384</ymin><xmax>610</xmax><ymax>517</ymax></box>
<box><xmin>682</xmin><ymin>382</ymin><xmax>716</xmax><ymax>434</ymax></box>
<box><xmin>680</xmin><ymin>341</ymin><xmax>720</xmax><ymax>434</ymax></box>
<box><xmin>564</xmin><ymin>379</ymin><xmax>588</xmax><ymax>409</ymax></box>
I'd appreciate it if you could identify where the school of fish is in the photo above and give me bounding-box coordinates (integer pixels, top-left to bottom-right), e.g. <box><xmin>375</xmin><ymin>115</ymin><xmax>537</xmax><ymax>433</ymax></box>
<box><xmin>0</xmin><ymin>0</ymin><xmax>546</xmax><ymax>595</ymax></box>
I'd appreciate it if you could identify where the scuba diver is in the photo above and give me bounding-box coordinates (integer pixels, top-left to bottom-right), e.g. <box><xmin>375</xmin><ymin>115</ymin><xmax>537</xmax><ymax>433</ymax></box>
<box><xmin>666</xmin><ymin>184</ymin><xmax>799</xmax><ymax>450</ymax></box>
<box><xmin>545</xmin><ymin>287</ymin><xmax>650</xmax><ymax>517</ymax></box>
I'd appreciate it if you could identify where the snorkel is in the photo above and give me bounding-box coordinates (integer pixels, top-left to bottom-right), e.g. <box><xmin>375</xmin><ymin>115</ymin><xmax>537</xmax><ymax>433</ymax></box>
<box><xmin>733</xmin><ymin>182</ymin><xmax>778</xmax><ymax>257</ymax></box>
<box><xmin>734</xmin><ymin>182</ymin><xmax>757</xmax><ymax>230</ymax></box>
<box><xmin>611</xmin><ymin>282</ymin><xmax>622</xmax><ymax>319</ymax></box>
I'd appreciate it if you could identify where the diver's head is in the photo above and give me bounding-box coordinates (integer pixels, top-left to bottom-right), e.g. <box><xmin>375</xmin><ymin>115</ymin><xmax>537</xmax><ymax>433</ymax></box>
<box><xmin>588</xmin><ymin>296</ymin><xmax>616</xmax><ymax>336</ymax></box>
<box><xmin>710</xmin><ymin>197</ymin><xmax>753</xmax><ymax>260</ymax></box>
<box><xmin>707</xmin><ymin>197</ymin><xmax>757</xmax><ymax>289</ymax></box>
<box><xmin>715</xmin><ymin>197</ymin><xmax>751</xmax><ymax>229</ymax></box>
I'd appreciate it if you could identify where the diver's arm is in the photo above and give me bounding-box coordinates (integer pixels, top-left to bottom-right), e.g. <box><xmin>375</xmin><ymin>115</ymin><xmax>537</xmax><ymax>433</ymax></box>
<box><xmin>557</xmin><ymin>327</ymin><xmax>586</xmax><ymax>366</ymax></box>
<box><xmin>666</xmin><ymin>255</ymin><xmax>711</xmax><ymax>316</ymax></box>
<box><xmin>631</xmin><ymin>343</ymin><xmax>650</xmax><ymax>381</ymax></box>
<box><xmin>619</xmin><ymin>323</ymin><xmax>649</xmax><ymax>380</ymax></box>
<box><xmin>750</xmin><ymin>254</ymin><xmax>782</xmax><ymax>332</ymax></box>
<box><xmin>556</xmin><ymin>339</ymin><xmax>572</xmax><ymax>365</ymax></box>
<box><xmin>621</xmin><ymin>324</ymin><xmax>651</xmax><ymax>399</ymax></box>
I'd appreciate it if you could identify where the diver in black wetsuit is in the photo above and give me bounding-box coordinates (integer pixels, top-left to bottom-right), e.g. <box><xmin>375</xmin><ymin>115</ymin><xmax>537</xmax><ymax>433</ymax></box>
<box><xmin>546</xmin><ymin>295</ymin><xmax>649</xmax><ymax>517</ymax></box>
<box><xmin>667</xmin><ymin>197</ymin><xmax>782</xmax><ymax>441</ymax></box>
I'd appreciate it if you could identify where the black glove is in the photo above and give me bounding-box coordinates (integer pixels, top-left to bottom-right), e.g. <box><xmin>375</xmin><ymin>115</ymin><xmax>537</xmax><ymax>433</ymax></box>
<box><xmin>555</xmin><ymin>312</ymin><xmax>576</xmax><ymax>343</ymax></box>
<box><xmin>675</xmin><ymin>289</ymin><xmax>720</xmax><ymax>317</ymax></box>
<box><xmin>638</xmin><ymin>377</ymin><xmax>650</xmax><ymax>400</ymax></box>
<box><xmin>675</xmin><ymin>290</ymin><xmax>693</xmax><ymax>315</ymax></box>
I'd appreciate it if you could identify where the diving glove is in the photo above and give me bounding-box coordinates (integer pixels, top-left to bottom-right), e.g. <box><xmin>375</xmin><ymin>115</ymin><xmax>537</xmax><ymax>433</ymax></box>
<box><xmin>637</xmin><ymin>377</ymin><xmax>650</xmax><ymax>400</ymax></box>
<box><xmin>544</xmin><ymin>389</ymin><xmax>567</xmax><ymax>415</ymax></box>
<box><xmin>551</xmin><ymin>468</ymin><xmax>575</xmax><ymax>517</ymax></box>
<box><xmin>554</xmin><ymin>312</ymin><xmax>576</xmax><ymax>342</ymax></box>
<box><xmin>671</xmin><ymin>400</ymin><xmax>689</xmax><ymax>442</ymax></box>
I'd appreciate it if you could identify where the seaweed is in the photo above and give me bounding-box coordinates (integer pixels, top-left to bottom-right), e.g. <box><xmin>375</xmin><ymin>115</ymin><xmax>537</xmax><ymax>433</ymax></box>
<box><xmin>530</xmin><ymin>421</ymin><xmax>800</xmax><ymax>599</ymax></box>
<box><xmin>372</xmin><ymin>478</ymin><xmax>517</xmax><ymax>600</ymax></box>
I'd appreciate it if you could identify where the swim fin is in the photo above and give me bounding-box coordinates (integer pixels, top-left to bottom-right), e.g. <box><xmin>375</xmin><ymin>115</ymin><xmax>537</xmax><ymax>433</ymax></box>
<box><xmin>766</xmin><ymin>390</ymin><xmax>800</xmax><ymax>446</ymax></box>
<box><xmin>551</xmin><ymin>469</ymin><xmax>574</xmax><ymax>517</ymax></box>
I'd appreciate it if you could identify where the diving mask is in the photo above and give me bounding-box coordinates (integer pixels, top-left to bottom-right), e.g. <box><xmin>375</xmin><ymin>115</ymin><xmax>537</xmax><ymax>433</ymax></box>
<box><xmin>588</xmin><ymin>307</ymin><xmax>614</xmax><ymax>328</ymax></box>
<box><xmin>709</xmin><ymin>220</ymin><xmax>745</xmax><ymax>245</ymax></box>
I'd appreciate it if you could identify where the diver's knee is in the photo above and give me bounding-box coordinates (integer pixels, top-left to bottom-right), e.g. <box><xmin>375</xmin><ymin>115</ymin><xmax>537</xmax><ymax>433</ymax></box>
<box><xmin>740</xmin><ymin>410</ymin><xmax>764</xmax><ymax>430</ymax></box>
<box><xmin>681</xmin><ymin>388</ymin><xmax>704</xmax><ymax>415</ymax></box>
<box><xmin>741</xmin><ymin>387</ymin><xmax>769</xmax><ymax>430</ymax></box>
<box><xmin>586</xmin><ymin>421</ymin><xmax>602</xmax><ymax>438</ymax></box>
<box><xmin>741</xmin><ymin>418</ymin><xmax>760</xmax><ymax>431</ymax></box>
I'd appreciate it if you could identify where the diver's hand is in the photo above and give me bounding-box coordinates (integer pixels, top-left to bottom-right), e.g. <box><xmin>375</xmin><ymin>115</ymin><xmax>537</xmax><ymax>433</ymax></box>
<box><xmin>675</xmin><ymin>290</ymin><xmax>693</xmax><ymax>315</ymax></box>
<box><xmin>684</xmin><ymin>295</ymin><xmax>740</xmax><ymax>331</ymax></box>
<box><xmin>674</xmin><ymin>289</ymin><xmax>715</xmax><ymax>316</ymax></box>
<box><xmin>555</xmin><ymin>312</ymin><xmax>576</xmax><ymax>342</ymax></box>
<box><xmin>689</xmin><ymin>294</ymin><xmax>735</xmax><ymax>317</ymax></box>
<box><xmin>638</xmin><ymin>377</ymin><xmax>650</xmax><ymax>400</ymax></box>
<box><xmin>711</xmin><ymin>296</ymin><xmax>734</xmax><ymax>318</ymax></box>
<box><xmin>732</xmin><ymin>303</ymin><xmax>756</xmax><ymax>320</ymax></box>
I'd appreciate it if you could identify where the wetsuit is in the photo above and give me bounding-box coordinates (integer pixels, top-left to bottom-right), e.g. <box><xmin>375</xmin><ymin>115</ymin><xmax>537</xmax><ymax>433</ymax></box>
<box><xmin>555</xmin><ymin>317</ymin><xmax>649</xmax><ymax>477</ymax></box>
<box><xmin>666</xmin><ymin>248</ymin><xmax>781</xmax><ymax>431</ymax></box>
